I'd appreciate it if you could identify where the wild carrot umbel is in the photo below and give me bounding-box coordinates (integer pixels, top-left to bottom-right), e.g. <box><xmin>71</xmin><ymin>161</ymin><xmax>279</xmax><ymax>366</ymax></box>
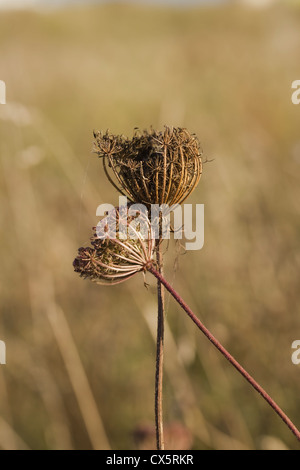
<box><xmin>93</xmin><ymin>127</ymin><xmax>202</xmax><ymax>207</ymax></box>
<box><xmin>74</xmin><ymin>127</ymin><xmax>300</xmax><ymax>449</ymax></box>
<box><xmin>73</xmin><ymin>207</ymin><xmax>155</xmax><ymax>285</ymax></box>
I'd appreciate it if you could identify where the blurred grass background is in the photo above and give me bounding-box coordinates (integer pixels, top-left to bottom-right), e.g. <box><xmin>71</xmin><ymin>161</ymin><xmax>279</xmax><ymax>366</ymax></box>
<box><xmin>0</xmin><ymin>0</ymin><xmax>300</xmax><ymax>450</ymax></box>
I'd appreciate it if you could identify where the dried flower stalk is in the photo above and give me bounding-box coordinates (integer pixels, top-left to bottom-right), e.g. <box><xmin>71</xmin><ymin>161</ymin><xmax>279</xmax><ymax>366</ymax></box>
<box><xmin>74</xmin><ymin>126</ymin><xmax>300</xmax><ymax>449</ymax></box>
<box><xmin>93</xmin><ymin>125</ymin><xmax>203</xmax><ymax>449</ymax></box>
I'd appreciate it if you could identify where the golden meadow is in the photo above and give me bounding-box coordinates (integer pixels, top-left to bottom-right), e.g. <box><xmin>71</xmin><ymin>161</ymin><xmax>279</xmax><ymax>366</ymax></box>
<box><xmin>0</xmin><ymin>1</ymin><xmax>300</xmax><ymax>450</ymax></box>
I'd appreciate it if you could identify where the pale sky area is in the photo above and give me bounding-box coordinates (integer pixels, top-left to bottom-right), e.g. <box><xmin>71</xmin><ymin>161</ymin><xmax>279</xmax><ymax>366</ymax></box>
<box><xmin>0</xmin><ymin>0</ymin><xmax>285</xmax><ymax>10</ymax></box>
<box><xmin>0</xmin><ymin>0</ymin><xmax>229</xmax><ymax>9</ymax></box>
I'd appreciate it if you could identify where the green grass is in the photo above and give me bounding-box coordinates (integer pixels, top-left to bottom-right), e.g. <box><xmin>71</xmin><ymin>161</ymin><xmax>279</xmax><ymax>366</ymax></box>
<box><xmin>0</xmin><ymin>1</ymin><xmax>300</xmax><ymax>450</ymax></box>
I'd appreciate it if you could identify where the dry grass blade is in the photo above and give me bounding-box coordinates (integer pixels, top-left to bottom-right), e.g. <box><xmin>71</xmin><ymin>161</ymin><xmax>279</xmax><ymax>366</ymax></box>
<box><xmin>0</xmin><ymin>416</ymin><xmax>30</xmax><ymax>450</ymax></box>
<box><xmin>1</xmin><ymin>136</ymin><xmax>111</xmax><ymax>450</ymax></box>
<box><xmin>46</xmin><ymin>298</ymin><xmax>111</xmax><ymax>450</ymax></box>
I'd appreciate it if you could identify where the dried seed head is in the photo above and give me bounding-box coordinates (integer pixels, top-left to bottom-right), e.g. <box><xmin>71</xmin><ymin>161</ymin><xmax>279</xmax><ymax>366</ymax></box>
<box><xmin>73</xmin><ymin>207</ymin><xmax>155</xmax><ymax>285</ymax></box>
<box><xmin>93</xmin><ymin>126</ymin><xmax>202</xmax><ymax>208</ymax></box>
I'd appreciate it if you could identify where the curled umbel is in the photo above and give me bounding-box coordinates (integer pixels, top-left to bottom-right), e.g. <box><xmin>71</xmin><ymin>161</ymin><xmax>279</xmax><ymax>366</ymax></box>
<box><xmin>73</xmin><ymin>207</ymin><xmax>155</xmax><ymax>285</ymax></box>
<box><xmin>93</xmin><ymin>126</ymin><xmax>202</xmax><ymax>208</ymax></box>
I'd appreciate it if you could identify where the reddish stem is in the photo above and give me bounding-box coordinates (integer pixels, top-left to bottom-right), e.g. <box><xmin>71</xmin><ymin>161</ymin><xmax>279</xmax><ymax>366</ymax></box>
<box><xmin>155</xmin><ymin>241</ymin><xmax>164</xmax><ymax>450</ymax></box>
<box><xmin>148</xmin><ymin>264</ymin><xmax>300</xmax><ymax>443</ymax></box>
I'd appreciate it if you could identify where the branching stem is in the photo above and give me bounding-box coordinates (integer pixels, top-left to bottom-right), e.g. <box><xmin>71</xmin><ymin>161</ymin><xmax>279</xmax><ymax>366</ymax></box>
<box><xmin>148</xmin><ymin>264</ymin><xmax>300</xmax><ymax>444</ymax></box>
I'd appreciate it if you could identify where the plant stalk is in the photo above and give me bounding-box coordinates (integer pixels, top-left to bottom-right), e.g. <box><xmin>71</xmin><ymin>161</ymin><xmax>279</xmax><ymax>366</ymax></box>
<box><xmin>155</xmin><ymin>238</ymin><xmax>165</xmax><ymax>450</ymax></box>
<box><xmin>148</xmin><ymin>264</ymin><xmax>300</xmax><ymax>443</ymax></box>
